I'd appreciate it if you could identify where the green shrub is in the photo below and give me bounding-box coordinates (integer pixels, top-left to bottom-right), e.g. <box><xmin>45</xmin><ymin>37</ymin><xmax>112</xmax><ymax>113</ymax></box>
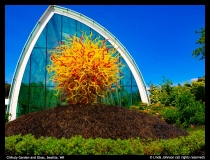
<box><xmin>190</xmin><ymin>77</ymin><xmax>205</xmax><ymax>102</ymax></box>
<box><xmin>5</xmin><ymin>134</ymin><xmax>23</xmax><ymax>155</ymax></box>
<box><xmin>143</xmin><ymin>130</ymin><xmax>205</xmax><ymax>155</ymax></box>
<box><xmin>5</xmin><ymin>129</ymin><xmax>205</xmax><ymax>155</ymax></box>
<box><xmin>15</xmin><ymin>134</ymin><xmax>36</xmax><ymax>155</ymax></box>
<box><xmin>129</xmin><ymin>106</ymin><xmax>141</xmax><ymax>110</ymax></box>
<box><xmin>174</xmin><ymin>89</ymin><xmax>205</xmax><ymax>128</ymax></box>
<box><xmin>163</xmin><ymin>107</ymin><xmax>179</xmax><ymax>124</ymax></box>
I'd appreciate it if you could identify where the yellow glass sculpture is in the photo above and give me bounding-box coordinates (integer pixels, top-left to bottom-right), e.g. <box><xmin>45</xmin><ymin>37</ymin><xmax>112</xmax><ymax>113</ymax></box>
<box><xmin>46</xmin><ymin>31</ymin><xmax>124</xmax><ymax>105</ymax></box>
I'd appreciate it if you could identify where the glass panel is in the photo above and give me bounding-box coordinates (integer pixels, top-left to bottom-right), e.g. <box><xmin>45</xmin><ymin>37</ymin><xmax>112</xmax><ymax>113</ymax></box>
<box><xmin>62</xmin><ymin>15</ymin><xmax>76</xmax><ymax>27</ymax></box>
<box><xmin>17</xmin><ymin>86</ymin><xmax>29</xmax><ymax>117</ymax></box>
<box><xmin>90</xmin><ymin>28</ymin><xmax>100</xmax><ymax>40</ymax></box>
<box><xmin>121</xmin><ymin>86</ymin><xmax>132</xmax><ymax>108</ymax></box>
<box><xmin>76</xmin><ymin>21</ymin><xmax>82</xmax><ymax>38</ymax></box>
<box><xmin>21</xmin><ymin>56</ymin><xmax>30</xmax><ymax>86</ymax></box>
<box><xmin>34</xmin><ymin>26</ymin><xmax>46</xmax><ymax>48</ymax></box>
<box><xmin>101</xmin><ymin>88</ymin><xmax>121</xmax><ymax>106</ymax></box>
<box><xmin>47</xmin><ymin>14</ymin><xmax>61</xmax><ymax>49</ymax></box>
<box><xmin>132</xmin><ymin>86</ymin><xmax>141</xmax><ymax>106</ymax></box>
<box><xmin>46</xmin><ymin>87</ymin><xmax>60</xmax><ymax>108</ymax></box>
<box><xmin>131</xmin><ymin>70</ymin><xmax>138</xmax><ymax>86</ymax></box>
<box><xmin>30</xmin><ymin>49</ymin><xmax>46</xmax><ymax>86</ymax></box>
<box><xmin>120</xmin><ymin>56</ymin><xmax>131</xmax><ymax>87</ymax></box>
<box><xmin>76</xmin><ymin>21</ymin><xmax>91</xmax><ymax>37</ymax></box>
<box><xmin>91</xmin><ymin>28</ymin><xmax>105</xmax><ymax>42</ymax></box>
<box><xmin>62</xmin><ymin>16</ymin><xmax>76</xmax><ymax>40</ymax></box>
<box><xmin>29</xmin><ymin>86</ymin><xmax>45</xmax><ymax>112</ymax></box>
<box><xmin>80</xmin><ymin>23</ymin><xmax>90</xmax><ymax>35</ymax></box>
<box><xmin>46</xmin><ymin>49</ymin><xmax>56</xmax><ymax>86</ymax></box>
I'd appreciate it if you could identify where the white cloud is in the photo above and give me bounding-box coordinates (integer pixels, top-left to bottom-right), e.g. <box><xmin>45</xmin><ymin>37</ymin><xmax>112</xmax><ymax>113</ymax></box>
<box><xmin>146</xmin><ymin>86</ymin><xmax>150</xmax><ymax>90</ymax></box>
<box><xmin>190</xmin><ymin>78</ymin><xmax>198</xmax><ymax>82</ymax></box>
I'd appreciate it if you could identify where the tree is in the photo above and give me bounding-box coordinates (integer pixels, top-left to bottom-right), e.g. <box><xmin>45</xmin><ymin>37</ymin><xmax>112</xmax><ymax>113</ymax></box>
<box><xmin>148</xmin><ymin>82</ymin><xmax>161</xmax><ymax>104</ymax></box>
<box><xmin>190</xmin><ymin>76</ymin><xmax>205</xmax><ymax>102</ymax></box>
<box><xmin>148</xmin><ymin>77</ymin><xmax>175</xmax><ymax>106</ymax></box>
<box><xmin>5</xmin><ymin>81</ymin><xmax>11</xmax><ymax>98</ymax></box>
<box><xmin>159</xmin><ymin>77</ymin><xmax>174</xmax><ymax>106</ymax></box>
<box><xmin>192</xmin><ymin>27</ymin><xmax>205</xmax><ymax>60</ymax></box>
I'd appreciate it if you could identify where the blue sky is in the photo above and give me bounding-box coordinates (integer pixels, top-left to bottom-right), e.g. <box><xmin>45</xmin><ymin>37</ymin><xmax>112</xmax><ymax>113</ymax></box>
<box><xmin>5</xmin><ymin>5</ymin><xmax>205</xmax><ymax>87</ymax></box>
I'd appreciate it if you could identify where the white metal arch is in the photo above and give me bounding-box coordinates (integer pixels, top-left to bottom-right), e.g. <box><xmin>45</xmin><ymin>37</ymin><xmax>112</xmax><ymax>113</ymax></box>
<box><xmin>7</xmin><ymin>5</ymin><xmax>150</xmax><ymax>121</ymax></box>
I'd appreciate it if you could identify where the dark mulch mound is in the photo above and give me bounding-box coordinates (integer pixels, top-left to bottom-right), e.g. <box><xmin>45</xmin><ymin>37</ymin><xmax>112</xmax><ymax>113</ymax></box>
<box><xmin>5</xmin><ymin>104</ymin><xmax>189</xmax><ymax>140</ymax></box>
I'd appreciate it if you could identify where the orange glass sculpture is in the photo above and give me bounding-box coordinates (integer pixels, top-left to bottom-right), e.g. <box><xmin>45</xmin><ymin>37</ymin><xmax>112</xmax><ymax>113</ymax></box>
<box><xmin>46</xmin><ymin>32</ymin><xmax>124</xmax><ymax>105</ymax></box>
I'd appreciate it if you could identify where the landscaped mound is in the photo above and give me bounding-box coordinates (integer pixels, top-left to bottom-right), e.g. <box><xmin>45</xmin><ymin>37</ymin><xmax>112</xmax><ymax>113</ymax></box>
<box><xmin>5</xmin><ymin>104</ymin><xmax>189</xmax><ymax>140</ymax></box>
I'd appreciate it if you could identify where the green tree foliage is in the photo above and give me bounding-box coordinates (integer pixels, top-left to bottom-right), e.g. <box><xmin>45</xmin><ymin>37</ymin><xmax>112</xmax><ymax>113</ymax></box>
<box><xmin>163</xmin><ymin>107</ymin><xmax>179</xmax><ymax>124</ymax></box>
<box><xmin>148</xmin><ymin>76</ymin><xmax>205</xmax><ymax>106</ymax></box>
<box><xmin>192</xmin><ymin>27</ymin><xmax>205</xmax><ymax>60</ymax></box>
<box><xmin>173</xmin><ymin>86</ymin><xmax>205</xmax><ymax>128</ymax></box>
<box><xmin>148</xmin><ymin>77</ymin><xmax>205</xmax><ymax>128</ymax></box>
<box><xmin>5</xmin><ymin>81</ymin><xmax>11</xmax><ymax>97</ymax></box>
<box><xmin>148</xmin><ymin>82</ymin><xmax>161</xmax><ymax>104</ymax></box>
<box><xmin>159</xmin><ymin>77</ymin><xmax>175</xmax><ymax>106</ymax></box>
<box><xmin>148</xmin><ymin>77</ymin><xmax>175</xmax><ymax>106</ymax></box>
<box><xmin>191</xmin><ymin>76</ymin><xmax>205</xmax><ymax>102</ymax></box>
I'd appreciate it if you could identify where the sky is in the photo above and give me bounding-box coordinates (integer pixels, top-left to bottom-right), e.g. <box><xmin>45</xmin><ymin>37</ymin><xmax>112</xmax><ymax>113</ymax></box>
<box><xmin>5</xmin><ymin>5</ymin><xmax>205</xmax><ymax>87</ymax></box>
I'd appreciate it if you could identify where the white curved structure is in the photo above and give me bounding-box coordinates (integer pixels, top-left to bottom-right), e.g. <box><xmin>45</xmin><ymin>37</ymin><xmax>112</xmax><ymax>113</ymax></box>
<box><xmin>7</xmin><ymin>5</ymin><xmax>150</xmax><ymax>121</ymax></box>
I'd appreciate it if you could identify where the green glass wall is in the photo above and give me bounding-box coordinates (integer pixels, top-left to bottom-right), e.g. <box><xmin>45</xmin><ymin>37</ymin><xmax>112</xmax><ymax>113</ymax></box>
<box><xmin>16</xmin><ymin>14</ymin><xmax>141</xmax><ymax>117</ymax></box>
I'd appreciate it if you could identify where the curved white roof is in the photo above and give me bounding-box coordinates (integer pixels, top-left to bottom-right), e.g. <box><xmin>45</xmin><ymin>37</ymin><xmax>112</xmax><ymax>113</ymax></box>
<box><xmin>7</xmin><ymin>5</ymin><xmax>150</xmax><ymax>121</ymax></box>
